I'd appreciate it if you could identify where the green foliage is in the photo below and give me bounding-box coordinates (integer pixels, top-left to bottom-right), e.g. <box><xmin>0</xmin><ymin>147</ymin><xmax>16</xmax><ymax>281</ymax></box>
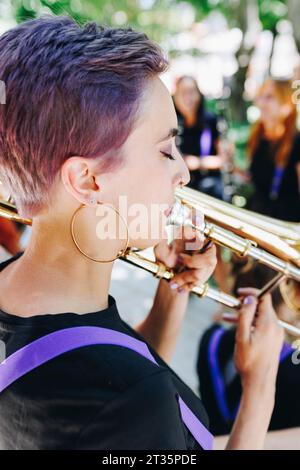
<box><xmin>11</xmin><ymin>0</ymin><xmax>190</xmax><ymax>42</ymax></box>
<box><xmin>189</xmin><ymin>0</ymin><xmax>288</xmax><ymax>30</ymax></box>
<box><xmin>10</xmin><ymin>1</ymin><xmax>290</xmax><ymax>40</ymax></box>
<box><xmin>259</xmin><ymin>0</ymin><xmax>287</xmax><ymax>31</ymax></box>
<box><xmin>6</xmin><ymin>0</ymin><xmax>291</xmax><ymax>132</ymax></box>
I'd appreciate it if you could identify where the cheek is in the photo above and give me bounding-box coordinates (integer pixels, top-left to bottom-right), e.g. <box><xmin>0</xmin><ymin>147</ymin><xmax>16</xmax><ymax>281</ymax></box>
<box><xmin>114</xmin><ymin>149</ymin><xmax>174</xmax><ymax>211</ymax></box>
<box><xmin>268</xmin><ymin>100</ymin><xmax>279</xmax><ymax>114</ymax></box>
<box><xmin>140</xmin><ymin>155</ymin><xmax>173</xmax><ymax>189</ymax></box>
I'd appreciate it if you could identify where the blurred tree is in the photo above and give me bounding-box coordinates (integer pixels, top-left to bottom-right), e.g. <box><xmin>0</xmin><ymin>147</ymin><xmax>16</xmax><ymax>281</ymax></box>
<box><xmin>190</xmin><ymin>0</ymin><xmax>288</xmax><ymax>32</ymax></box>
<box><xmin>288</xmin><ymin>0</ymin><xmax>300</xmax><ymax>51</ymax></box>
<box><xmin>10</xmin><ymin>1</ymin><xmax>291</xmax><ymax>38</ymax></box>
<box><xmin>7</xmin><ymin>0</ymin><xmax>296</xmax><ymax>127</ymax></box>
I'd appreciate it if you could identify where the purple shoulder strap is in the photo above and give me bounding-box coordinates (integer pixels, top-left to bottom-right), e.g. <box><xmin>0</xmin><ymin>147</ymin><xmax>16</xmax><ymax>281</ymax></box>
<box><xmin>200</xmin><ymin>127</ymin><xmax>212</xmax><ymax>157</ymax></box>
<box><xmin>0</xmin><ymin>326</ymin><xmax>213</xmax><ymax>450</ymax></box>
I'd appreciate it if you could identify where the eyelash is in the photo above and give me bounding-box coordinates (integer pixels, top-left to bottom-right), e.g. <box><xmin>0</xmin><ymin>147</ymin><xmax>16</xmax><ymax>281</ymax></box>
<box><xmin>160</xmin><ymin>151</ymin><xmax>176</xmax><ymax>161</ymax></box>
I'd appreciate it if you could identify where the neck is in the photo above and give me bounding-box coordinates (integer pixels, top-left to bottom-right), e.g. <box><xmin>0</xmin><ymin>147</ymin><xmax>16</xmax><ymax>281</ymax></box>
<box><xmin>175</xmin><ymin>103</ymin><xmax>197</xmax><ymax>126</ymax></box>
<box><xmin>263</xmin><ymin>120</ymin><xmax>285</xmax><ymax>140</ymax></box>
<box><xmin>1</xmin><ymin>214</ymin><xmax>116</xmax><ymax>317</ymax></box>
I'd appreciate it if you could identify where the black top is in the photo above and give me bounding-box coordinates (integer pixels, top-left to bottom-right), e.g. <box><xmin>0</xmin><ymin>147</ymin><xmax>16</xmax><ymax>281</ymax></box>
<box><xmin>197</xmin><ymin>324</ymin><xmax>300</xmax><ymax>435</ymax></box>
<box><xmin>0</xmin><ymin>254</ymin><xmax>209</xmax><ymax>450</ymax></box>
<box><xmin>173</xmin><ymin>101</ymin><xmax>221</xmax><ymax>192</ymax></box>
<box><xmin>248</xmin><ymin>133</ymin><xmax>300</xmax><ymax>221</ymax></box>
<box><xmin>174</xmin><ymin>107</ymin><xmax>219</xmax><ymax>158</ymax></box>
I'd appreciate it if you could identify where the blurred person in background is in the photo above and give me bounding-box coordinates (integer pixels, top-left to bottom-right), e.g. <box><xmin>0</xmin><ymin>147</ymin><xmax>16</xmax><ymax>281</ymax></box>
<box><xmin>172</xmin><ymin>76</ymin><xmax>228</xmax><ymax>200</ymax></box>
<box><xmin>247</xmin><ymin>78</ymin><xmax>300</xmax><ymax>222</ymax></box>
<box><xmin>173</xmin><ymin>75</ymin><xmax>235</xmax><ymax>291</ymax></box>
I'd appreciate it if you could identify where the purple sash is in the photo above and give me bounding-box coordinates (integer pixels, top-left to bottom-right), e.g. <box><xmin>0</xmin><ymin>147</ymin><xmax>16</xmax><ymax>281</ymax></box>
<box><xmin>269</xmin><ymin>166</ymin><xmax>284</xmax><ymax>200</ymax></box>
<box><xmin>200</xmin><ymin>127</ymin><xmax>212</xmax><ymax>157</ymax></box>
<box><xmin>0</xmin><ymin>326</ymin><xmax>213</xmax><ymax>450</ymax></box>
<box><xmin>208</xmin><ymin>327</ymin><xmax>236</xmax><ymax>422</ymax></box>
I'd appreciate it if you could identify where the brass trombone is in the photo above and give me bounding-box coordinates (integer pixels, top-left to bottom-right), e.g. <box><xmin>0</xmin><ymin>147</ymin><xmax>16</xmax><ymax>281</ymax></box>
<box><xmin>0</xmin><ymin>186</ymin><xmax>300</xmax><ymax>336</ymax></box>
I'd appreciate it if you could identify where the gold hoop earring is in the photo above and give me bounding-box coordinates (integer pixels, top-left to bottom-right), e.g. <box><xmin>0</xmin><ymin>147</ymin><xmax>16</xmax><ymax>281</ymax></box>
<box><xmin>70</xmin><ymin>203</ymin><xmax>130</xmax><ymax>263</ymax></box>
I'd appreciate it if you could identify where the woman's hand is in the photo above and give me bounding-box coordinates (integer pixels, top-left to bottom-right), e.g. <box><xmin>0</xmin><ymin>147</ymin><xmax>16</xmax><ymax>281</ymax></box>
<box><xmin>234</xmin><ymin>288</ymin><xmax>284</xmax><ymax>392</ymax></box>
<box><xmin>184</xmin><ymin>154</ymin><xmax>202</xmax><ymax>171</ymax></box>
<box><xmin>153</xmin><ymin>224</ymin><xmax>217</xmax><ymax>294</ymax></box>
<box><xmin>183</xmin><ymin>154</ymin><xmax>224</xmax><ymax>171</ymax></box>
<box><xmin>225</xmin><ymin>288</ymin><xmax>284</xmax><ymax>450</ymax></box>
<box><xmin>136</xmin><ymin>224</ymin><xmax>217</xmax><ymax>362</ymax></box>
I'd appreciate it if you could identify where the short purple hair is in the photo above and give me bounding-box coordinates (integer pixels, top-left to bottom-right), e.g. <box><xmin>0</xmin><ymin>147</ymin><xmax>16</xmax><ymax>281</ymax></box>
<box><xmin>0</xmin><ymin>15</ymin><xmax>169</xmax><ymax>216</ymax></box>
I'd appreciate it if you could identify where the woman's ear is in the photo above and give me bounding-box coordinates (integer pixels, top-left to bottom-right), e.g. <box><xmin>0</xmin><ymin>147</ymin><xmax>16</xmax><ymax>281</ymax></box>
<box><xmin>60</xmin><ymin>156</ymin><xmax>99</xmax><ymax>204</ymax></box>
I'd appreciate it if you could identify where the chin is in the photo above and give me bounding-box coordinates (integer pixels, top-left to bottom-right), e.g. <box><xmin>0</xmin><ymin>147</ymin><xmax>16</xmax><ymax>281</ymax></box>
<box><xmin>128</xmin><ymin>216</ymin><xmax>170</xmax><ymax>249</ymax></box>
<box><xmin>131</xmin><ymin>235</ymin><xmax>168</xmax><ymax>250</ymax></box>
<box><xmin>132</xmin><ymin>230</ymin><xmax>169</xmax><ymax>250</ymax></box>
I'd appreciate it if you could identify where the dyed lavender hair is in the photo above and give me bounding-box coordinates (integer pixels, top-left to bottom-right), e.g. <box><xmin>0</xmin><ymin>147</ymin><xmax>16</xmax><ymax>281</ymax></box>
<box><xmin>0</xmin><ymin>15</ymin><xmax>169</xmax><ymax>216</ymax></box>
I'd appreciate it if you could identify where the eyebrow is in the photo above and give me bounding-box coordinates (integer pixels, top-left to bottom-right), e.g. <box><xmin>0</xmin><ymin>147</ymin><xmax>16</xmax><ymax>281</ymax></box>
<box><xmin>157</xmin><ymin>127</ymin><xmax>179</xmax><ymax>144</ymax></box>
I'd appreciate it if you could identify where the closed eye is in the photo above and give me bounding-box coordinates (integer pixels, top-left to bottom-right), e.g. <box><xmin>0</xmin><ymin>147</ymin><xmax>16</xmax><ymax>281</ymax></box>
<box><xmin>160</xmin><ymin>151</ymin><xmax>176</xmax><ymax>160</ymax></box>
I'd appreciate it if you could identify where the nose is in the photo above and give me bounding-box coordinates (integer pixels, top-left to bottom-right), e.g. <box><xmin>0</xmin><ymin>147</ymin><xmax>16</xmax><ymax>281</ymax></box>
<box><xmin>182</xmin><ymin>169</ymin><xmax>190</xmax><ymax>187</ymax></box>
<box><xmin>180</xmin><ymin>157</ymin><xmax>191</xmax><ymax>186</ymax></box>
<box><xmin>173</xmin><ymin>142</ymin><xmax>190</xmax><ymax>187</ymax></box>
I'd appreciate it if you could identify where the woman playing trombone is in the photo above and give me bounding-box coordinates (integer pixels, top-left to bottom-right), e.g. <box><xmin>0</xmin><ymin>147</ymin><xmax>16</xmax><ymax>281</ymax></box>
<box><xmin>0</xmin><ymin>15</ymin><xmax>283</xmax><ymax>450</ymax></box>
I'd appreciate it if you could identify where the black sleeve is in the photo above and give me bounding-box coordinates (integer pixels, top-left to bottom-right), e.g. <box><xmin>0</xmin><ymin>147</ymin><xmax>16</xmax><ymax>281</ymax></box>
<box><xmin>205</xmin><ymin>113</ymin><xmax>220</xmax><ymax>155</ymax></box>
<box><xmin>290</xmin><ymin>133</ymin><xmax>300</xmax><ymax>165</ymax></box>
<box><xmin>76</xmin><ymin>370</ymin><xmax>189</xmax><ymax>450</ymax></box>
<box><xmin>206</xmin><ymin>113</ymin><xmax>219</xmax><ymax>137</ymax></box>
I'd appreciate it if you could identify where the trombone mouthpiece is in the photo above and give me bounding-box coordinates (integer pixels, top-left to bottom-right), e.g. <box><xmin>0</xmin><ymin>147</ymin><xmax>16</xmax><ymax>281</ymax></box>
<box><xmin>166</xmin><ymin>198</ymin><xmax>189</xmax><ymax>227</ymax></box>
<box><xmin>166</xmin><ymin>198</ymin><xmax>205</xmax><ymax>232</ymax></box>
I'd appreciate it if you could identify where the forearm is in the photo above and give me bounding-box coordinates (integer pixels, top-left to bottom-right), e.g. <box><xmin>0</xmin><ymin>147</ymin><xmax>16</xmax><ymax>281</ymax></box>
<box><xmin>225</xmin><ymin>384</ymin><xmax>276</xmax><ymax>450</ymax></box>
<box><xmin>263</xmin><ymin>427</ymin><xmax>300</xmax><ymax>450</ymax></box>
<box><xmin>198</xmin><ymin>155</ymin><xmax>224</xmax><ymax>170</ymax></box>
<box><xmin>183</xmin><ymin>154</ymin><xmax>224</xmax><ymax>172</ymax></box>
<box><xmin>134</xmin><ymin>278</ymin><xmax>189</xmax><ymax>363</ymax></box>
<box><xmin>214</xmin><ymin>427</ymin><xmax>300</xmax><ymax>450</ymax></box>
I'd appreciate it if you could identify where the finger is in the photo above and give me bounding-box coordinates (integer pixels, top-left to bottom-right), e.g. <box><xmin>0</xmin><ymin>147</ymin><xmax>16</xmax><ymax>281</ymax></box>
<box><xmin>181</xmin><ymin>226</ymin><xmax>204</xmax><ymax>252</ymax></box>
<box><xmin>168</xmin><ymin>278</ymin><xmax>189</xmax><ymax>293</ymax></box>
<box><xmin>237</xmin><ymin>287</ymin><xmax>260</xmax><ymax>297</ymax></box>
<box><xmin>176</xmin><ymin>279</ymin><xmax>202</xmax><ymax>294</ymax></box>
<box><xmin>170</xmin><ymin>227</ymin><xmax>204</xmax><ymax>256</ymax></box>
<box><xmin>154</xmin><ymin>240</ymin><xmax>177</xmax><ymax>268</ymax></box>
<box><xmin>236</xmin><ymin>295</ymin><xmax>258</xmax><ymax>344</ymax></box>
<box><xmin>169</xmin><ymin>270</ymin><xmax>202</xmax><ymax>290</ymax></box>
<box><xmin>177</xmin><ymin>244</ymin><xmax>217</xmax><ymax>270</ymax></box>
<box><xmin>222</xmin><ymin>312</ymin><xmax>238</xmax><ymax>323</ymax></box>
<box><xmin>255</xmin><ymin>293</ymin><xmax>277</xmax><ymax>329</ymax></box>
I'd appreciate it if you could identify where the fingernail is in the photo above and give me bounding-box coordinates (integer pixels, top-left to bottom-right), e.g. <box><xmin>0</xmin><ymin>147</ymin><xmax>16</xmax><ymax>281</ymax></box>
<box><xmin>222</xmin><ymin>312</ymin><xmax>238</xmax><ymax>321</ymax></box>
<box><xmin>243</xmin><ymin>295</ymin><xmax>254</xmax><ymax>305</ymax></box>
<box><xmin>170</xmin><ymin>282</ymin><xmax>179</xmax><ymax>290</ymax></box>
<box><xmin>178</xmin><ymin>286</ymin><xmax>186</xmax><ymax>294</ymax></box>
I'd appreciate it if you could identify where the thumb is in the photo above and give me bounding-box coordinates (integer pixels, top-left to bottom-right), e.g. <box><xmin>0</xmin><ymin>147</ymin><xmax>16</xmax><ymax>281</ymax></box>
<box><xmin>236</xmin><ymin>295</ymin><xmax>258</xmax><ymax>344</ymax></box>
